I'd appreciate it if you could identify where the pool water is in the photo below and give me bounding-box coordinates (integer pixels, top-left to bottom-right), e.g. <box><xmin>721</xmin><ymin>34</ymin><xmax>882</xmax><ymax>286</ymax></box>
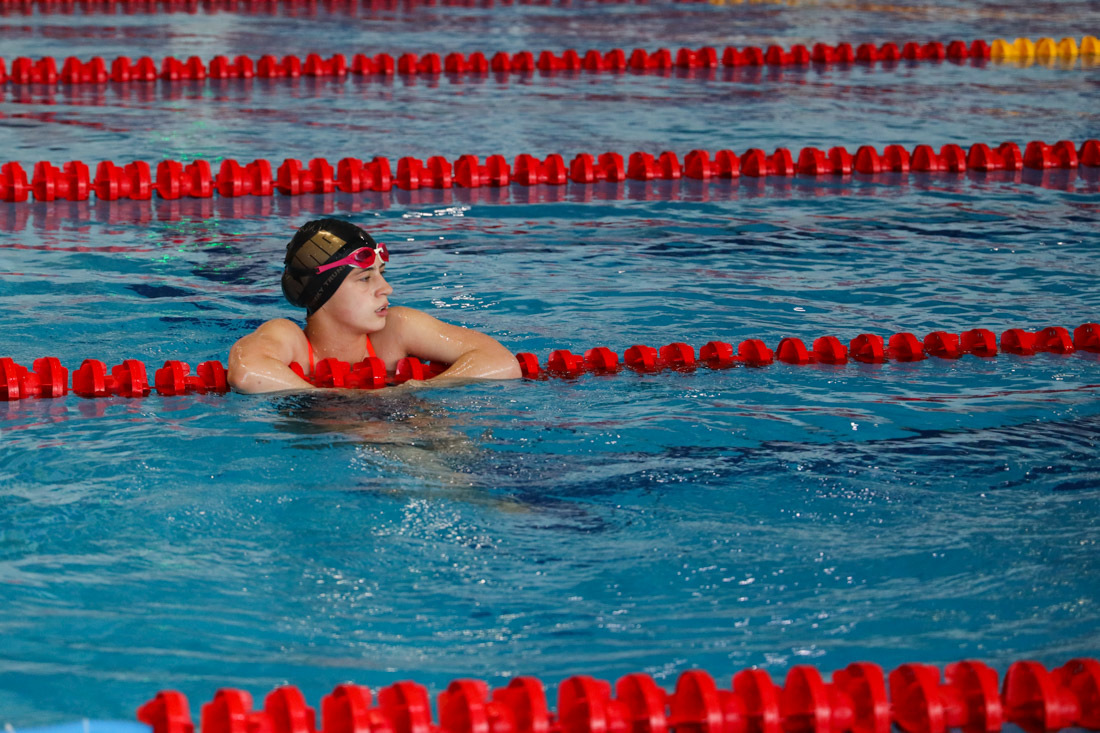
<box><xmin>2</xmin><ymin>0</ymin><xmax>1100</xmax><ymax>727</ymax></box>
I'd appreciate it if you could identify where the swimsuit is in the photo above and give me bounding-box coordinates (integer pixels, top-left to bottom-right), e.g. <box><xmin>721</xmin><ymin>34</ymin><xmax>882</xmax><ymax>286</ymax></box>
<box><xmin>305</xmin><ymin>335</ymin><xmax>376</xmax><ymax>376</ymax></box>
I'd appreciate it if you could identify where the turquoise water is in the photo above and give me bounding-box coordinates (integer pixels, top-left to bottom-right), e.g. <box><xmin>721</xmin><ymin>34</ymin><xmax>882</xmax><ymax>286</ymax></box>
<box><xmin>2</xmin><ymin>0</ymin><xmax>1100</xmax><ymax>727</ymax></box>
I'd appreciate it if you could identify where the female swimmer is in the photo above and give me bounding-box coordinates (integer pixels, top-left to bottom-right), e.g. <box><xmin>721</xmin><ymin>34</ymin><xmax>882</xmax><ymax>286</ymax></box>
<box><xmin>228</xmin><ymin>218</ymin><xmax>521</xmax><ymax>393</ymax></box>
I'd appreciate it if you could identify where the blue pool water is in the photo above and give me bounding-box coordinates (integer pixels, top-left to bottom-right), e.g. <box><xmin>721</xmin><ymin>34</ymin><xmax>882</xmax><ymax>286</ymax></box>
<box><xmin>2</xmin><ymin>0</ymin><xmax>1100</xmax><ymax>727</ymax></box>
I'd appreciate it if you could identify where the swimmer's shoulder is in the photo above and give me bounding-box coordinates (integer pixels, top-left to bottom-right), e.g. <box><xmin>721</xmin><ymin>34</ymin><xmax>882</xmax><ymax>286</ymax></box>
<box><xmin>375</xmin><ymin>306</ymin><xmax>434</xmax><ymax>342</ymax></box>
<box><xmin>255</xmin><ymin>317</ymin><xmax>307</xmax><ymax>340</ymax></box>
<box><xmin>385</xmin><ymin>305</ymin><xmax>419</xmax><ymax>323</ymax></box>
<box><xmin>236</xmin><ymin>318</ymin><xmax>309</xmax><ymax>363</ymax></box>
<box><xmin>372</xmin><ymin>306</ymin><xmax>415</xmax><ymax>352</ymax></box>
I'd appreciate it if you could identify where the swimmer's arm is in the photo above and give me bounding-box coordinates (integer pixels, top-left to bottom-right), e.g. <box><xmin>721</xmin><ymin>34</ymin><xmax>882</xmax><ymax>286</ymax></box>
<box><xmin>228</xmin><ymin>319</ymin><xmax>315</xmax><ymax>394</ymax></box>
<box><xmin>391</xmin><ymin>307</ymin><xmax>521</xmax><ymax>380</ymax></box>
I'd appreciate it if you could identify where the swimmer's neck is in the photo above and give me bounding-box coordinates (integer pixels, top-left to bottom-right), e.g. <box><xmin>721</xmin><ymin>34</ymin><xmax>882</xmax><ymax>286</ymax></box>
<box><xmin>304</xmin><ymin>314</ymin><xmax>380</xmax><ymax>360</ymax></box>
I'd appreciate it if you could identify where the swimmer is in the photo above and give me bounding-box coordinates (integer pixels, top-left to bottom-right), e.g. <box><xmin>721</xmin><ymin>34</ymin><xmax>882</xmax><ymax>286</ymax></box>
<box><xmin>228</xmin><ymin>218</ymin><xmax>521</xmax><ymax>393</ymax></box>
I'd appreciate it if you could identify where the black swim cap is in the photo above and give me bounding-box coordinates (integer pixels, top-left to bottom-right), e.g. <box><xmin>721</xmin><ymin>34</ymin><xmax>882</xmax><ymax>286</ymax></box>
<box><xmin>281</xmin><ymin>218</ymin><xmax>380</xmax><ymax>315</ymax></box>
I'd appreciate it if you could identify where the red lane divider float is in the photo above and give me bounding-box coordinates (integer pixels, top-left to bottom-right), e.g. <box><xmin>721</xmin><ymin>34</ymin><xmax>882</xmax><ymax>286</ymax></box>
<box><xmin>1</xmin><ymin>139</ymin><xmax>1098</xmax><ymax>205</ymax></box>
<box><xmin>519</xmin><ymin>325</ymin><xmax>1098</xmax><ymax>378</ymax></box>
<box><xmin>135</xmin><ymin>658</ymin><xmax>1100</xmax><ymax>733</ymax></box>
<box><xmin>0</xmin><ymin>357</ymin><xmax>229</xmax><ymax>400</ymax></box>
<box><xmin>3</xmin><ymin>325</ymin><xmax>1098</xmax><ymax>401</ymax></box>
<box><xmin>3</xmin><ymin>37</ymin><xmax>1097</xmax><ymax>88</ymax></box>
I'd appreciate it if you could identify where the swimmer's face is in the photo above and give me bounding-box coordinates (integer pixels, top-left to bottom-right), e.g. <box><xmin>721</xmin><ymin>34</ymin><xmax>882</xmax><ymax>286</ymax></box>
<box><xmin>318</xmin><ymin>259</ymin><xmax>392</xmax><ymax>331</ymax></box>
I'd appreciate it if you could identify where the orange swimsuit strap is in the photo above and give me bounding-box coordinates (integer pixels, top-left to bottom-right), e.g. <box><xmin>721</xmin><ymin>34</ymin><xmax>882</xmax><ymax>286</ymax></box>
<box><xmin>306</xmin><ymin>335</ymin><xmax>376</xmax><ymax>376</ymax></box>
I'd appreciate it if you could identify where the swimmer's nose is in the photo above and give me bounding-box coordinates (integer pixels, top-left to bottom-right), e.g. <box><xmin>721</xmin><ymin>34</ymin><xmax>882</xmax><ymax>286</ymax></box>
<box><xmin>377</xmin><ymin>273</ymin><xmax>394</xmax><ymax>297</ymax></box>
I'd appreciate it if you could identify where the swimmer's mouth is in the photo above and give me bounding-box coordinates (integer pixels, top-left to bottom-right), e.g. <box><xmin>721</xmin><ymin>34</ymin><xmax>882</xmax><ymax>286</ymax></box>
<box><xmin>376</xmin><ymin>303</ymin><xmax>389</xmax><ymax>315</ymax></box>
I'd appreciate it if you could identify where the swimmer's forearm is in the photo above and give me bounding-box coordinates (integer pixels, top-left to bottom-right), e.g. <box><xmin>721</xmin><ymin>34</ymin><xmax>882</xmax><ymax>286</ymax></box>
<box><xmin>434</xmin><ymin>349</ymin><xmax>522</xmax><ymax>380</ymax></box>
<box><xmin>228</xmin><ymin>358</ymin><xmax>315</xmax><ymax>394</ymax></box>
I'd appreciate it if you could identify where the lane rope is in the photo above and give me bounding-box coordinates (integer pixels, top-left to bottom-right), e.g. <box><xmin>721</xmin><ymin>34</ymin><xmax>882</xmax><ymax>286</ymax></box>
<box><xmin>1</xmin><ymin>139</ymin><xmax>1098</xmax><ymax>206</ymax></box>
<box><xmin>134</xmin><ymin>658</ymin><xmax>1100</xmax><ymax>733</ymax></box>
<box><xmin>2</xmin><ymin>324</ymin><xmax>1098</xmax><ymax>400</ymax></box>
<box><xmin>4</xmin><ymin>163</ymin><xmax>1096</xmax><ymax>234</ymax></box>
<box><xmin>2</xmin><ymin>37</ymin><xmax>1098</xmax><ymax>87</ymax></box>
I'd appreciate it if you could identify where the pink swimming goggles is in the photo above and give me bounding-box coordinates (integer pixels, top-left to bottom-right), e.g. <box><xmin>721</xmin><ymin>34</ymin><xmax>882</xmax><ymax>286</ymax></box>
<box><xmin>315</xmin><ymin>242</ymin><xmax>390</xmax><ymax>274</ymax></box>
